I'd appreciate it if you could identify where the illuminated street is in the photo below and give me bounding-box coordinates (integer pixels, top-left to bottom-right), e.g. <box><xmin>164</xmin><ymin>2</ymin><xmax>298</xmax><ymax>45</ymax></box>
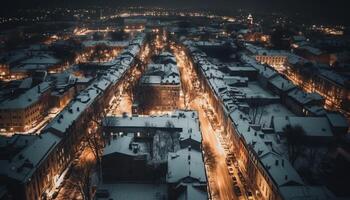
<box><xmin>172</xmin><ymin>43</ymin><xmax>257</xmax><ymax>200</ymax></box>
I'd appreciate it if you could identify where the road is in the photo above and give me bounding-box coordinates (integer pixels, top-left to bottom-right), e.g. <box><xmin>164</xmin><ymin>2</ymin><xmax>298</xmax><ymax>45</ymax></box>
<box><xmin>172</xmin><ymin>43</ymin><xmax>257</xmax><ymax>200</ymax></box>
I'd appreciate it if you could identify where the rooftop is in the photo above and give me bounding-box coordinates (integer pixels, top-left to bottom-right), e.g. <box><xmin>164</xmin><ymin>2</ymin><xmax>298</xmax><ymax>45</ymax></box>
<box><xmin>167</xmin><ymin>147</ymin><xmax>206</xmax><ymax>184</ymax></box>
<box><xmin>0</xmin><ymin>81</ymin><xmax>51</xmax><ymax>109</ymax></box>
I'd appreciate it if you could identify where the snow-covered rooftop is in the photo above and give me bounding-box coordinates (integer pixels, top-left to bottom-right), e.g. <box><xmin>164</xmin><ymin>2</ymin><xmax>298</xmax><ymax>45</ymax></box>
<box><xmin>103</xmin><ymin>111</ymin><xmax>202</xmax><ymax>144</ymax></box>
<box><xmin>0</xmin><ymin>132</ymin><xmax>60</xmax><ymax>183</ymax></box>
<box><xmin>280</xmin><ymin>185</ymin><xmax>335</xmax><ymax>200</ymax></box>
<box><xmin>269</xmin><ymin>75</ymin><xmax>296</xmax><ymax>92</ymax></box>
<box><xmin>287</xmin><ymin>89</ymin><xmax>324</xmax><ymax>105</ymax></box>
<box><xmin>273</xmin><ymin>116</ymin><xmax>333</xmax><ymax>137</ymax></box>
<box><xmin>0</xmin><ymin>81</ymin><xmax>51</xmax><ymax>109</ymax></box>
<box><xmin>103</xmin><ymin>134</ymin><xmax>150</xmax><ymax>157</ymax></box>
<box><xmin>167</xmin><ymin>147</ymin><xmax>206</xmax><ymax>184</ymax></box>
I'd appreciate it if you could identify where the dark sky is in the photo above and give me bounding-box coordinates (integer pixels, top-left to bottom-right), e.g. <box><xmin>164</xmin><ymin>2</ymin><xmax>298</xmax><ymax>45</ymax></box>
<box><xmin>3</xmin><ymin>0</ymin><xmax>350</xmax><ymax>25</ymax></box>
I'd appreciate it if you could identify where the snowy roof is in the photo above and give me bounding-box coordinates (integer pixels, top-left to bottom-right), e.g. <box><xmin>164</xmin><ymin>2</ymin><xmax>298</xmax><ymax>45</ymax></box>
<box><xmin>46</xmin><ymin>85</ymin><xmax>101</xmax><ymax>134</ymax></box>
<box><xmin>273</xmin><ymin>117</ymin><xmax>333</xmax><ymax>137</ymax></box>
<box><xmin>104</xmin><ymin>111</ymin><xmax>202</xmax><ymax>144</ymax></box>
<box><xmin>178</xmin><ymin>184</ymin><xmax>208</xmax><ymax>200</ymax></box>
<box><xmin>260</xmin><ymin>152</ymin><xmax>304</xmax><ymax>187</ymax></box>
<box><xmin>141</xmin><ymin>75</ymin><xmax>162</xmax><ymax>84</ymax></box>
<box><xmin>18</xmin><ymin>77</ymin><xmax>33</xmax><ymax>89</ymax></box>
<box><xmin>0</xmin><ymin>132</ymin><xmax>60</xmax><ymax>183</ymax></box>
<box><xmin>287</xmin><ymin>89</ymin><xmax>324</xmax><ymax>105</ymax></box>
<box><xmin>76</xmin><ymin>76</ymin><xmax>93</xmax><ymax>84</ymax></box>
<box><xmin>103</xmin><ymin>135</ymin><xmax>149</xmax><ymax>157</ymax></box>
<box><xmin>326</xmin><ymin>113</ymin><xmax>349</xmax><ymax>128</ymax></box>
<box><xmin>0</xmin><ymin>81</ymin><xmax>51</xmax><ymax>109</ymax></box>
<box><xmin>142</xmin><ymin>63</ymin><xmax>180</xmax><ymax>85</ymax></box>
<box><xmin>167</xmin><ymin>148</ymin><xmax>206</xmax><ymax>184</ymax></box>
<box><xmin>0</xmin><ymin>134</ymin><xmax>37</xmax><ymax>149</ymax></box>
<box><xmin>227</xmin><ymin>65</ymin><xmax>257</xmax><ymax>72</ymax></box>
<box><xmin>240</xmin><ymin>82</ymin><xmax>279</xmax><ymax>100</ymax></box>
<box><xmin>93</xmin><ymin>78</ymin><xmax>112</xmax><ymax>92</ymax></box>
<box><xmin>241</xmin><ymin>54</ymin><xmax>277</xmax><ymax>79</ymax></box>
<box><xmin>229</xmin><ymin>110</ymin><xmax>271</xmax><ymax>157</ymax></box>
<box><xmin>319</xmin><ymin>69</ymin><xmax>348</xmax><ymax>86</ymax></box>
<box><xmin>304</xmin><ymin>105</ymin><xmax>327</xmax><ymax>116</ymax></box>
<box><xmin>269</xmin><ymin>75</ymin><xmax>296</xmax><ymax>92</ymax></box>
<box><xmin>20</xmin><ymin>53</ymin><xmax>60</xmax><ymax>65</ymax></box>
<box><xmin>280</xmin><ymin>186</ymin><xmax>335</xmax><ymax>200</ymax></box>
<box><xmin>244</xmin><ymin>43</ymin><xmax>305</xmax><ymax>65</ymax></box>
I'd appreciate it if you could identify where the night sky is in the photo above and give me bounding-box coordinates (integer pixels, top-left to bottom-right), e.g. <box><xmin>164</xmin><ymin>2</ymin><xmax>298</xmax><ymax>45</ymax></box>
<box><xmin>2</xmin><ymin>0</ymin><xmax>350</xmax><ymax>24</ymax></box>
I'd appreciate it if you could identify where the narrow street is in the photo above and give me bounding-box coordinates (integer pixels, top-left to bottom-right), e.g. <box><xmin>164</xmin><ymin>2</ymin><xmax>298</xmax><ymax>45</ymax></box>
<box><xmin>172</xmin><ymin>45</ymin><xmax>236</xmax><ymax>200</ymax></box>
<box><xmin>172</xmin><ymin>43</ymin><xmax>256</xmax><ymax>200</ymax></box>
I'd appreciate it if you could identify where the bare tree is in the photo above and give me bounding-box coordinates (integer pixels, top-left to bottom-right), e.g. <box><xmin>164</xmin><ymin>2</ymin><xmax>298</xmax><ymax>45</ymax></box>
<box><xmin>248</xmin><ymin>98</ymin><xmax>266</xmax><ymax>125</ymax></box>
<box><xmin>71</xmin><ymin>161</ymin><xmax>94</xmax><ymax>200</ymax></box>
<box><xmin>86</xmin><ymin>129</ymin><xmax>104</xmax><ymax>180</ymax></box>
<box><xmin>283</xmin><ymin>125</ymin><xmax>306</xmax><ymax>165</ymax></box>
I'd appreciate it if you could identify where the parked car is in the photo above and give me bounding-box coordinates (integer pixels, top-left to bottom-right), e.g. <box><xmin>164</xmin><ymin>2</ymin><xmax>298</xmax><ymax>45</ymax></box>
<box><xmin>226</xmin><ymin>157</ymin><xmax>232</xmax><ymax>165</ymax></box>
<box><xmin>233</xmin><ymin>186</ymin><xmax>242</xmax><ymax>196</ymax></box>
<box><xmin>233</xmin><ymin>161</ymin><xmax>239</xmax><ymax>168</ymax></box>
<box><xmin>238</xmin><ymin>171</ymin><xmax>243</xmax><ymax>179</ymax></box>
<box><xmin>232</xmin><ymin>176</ymin><xmax>238</xmax><ymax>185</ymax></box>
<box><xmin>246</xmin><ymin>190</ymin><xmax>254</xmax><ymax>200</ymax></box>
<box><xmin>228</xmin><ymin>166</ymin><xmax>234</xmax><ymax>175</ymax></box>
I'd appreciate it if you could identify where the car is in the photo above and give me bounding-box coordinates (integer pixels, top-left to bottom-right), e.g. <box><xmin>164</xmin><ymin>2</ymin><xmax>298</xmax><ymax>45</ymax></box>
<box><xmin>232</xmin><ymin>176</ymin><xmax>238</xmax><ymax>185</ymax></box>
<box><xmin>226</xmin><ymin>157</ymin><xmax>232</xmax><ymax>165</ymax></box>
<box><xmin>233</xmin><ymin>161</ymin><xmax>239</xmax><ymax>168</ymax></box>
<box><xmin>228</xmin><ymin>166</ymin><xmax>234</xmax><ymax>175</ymax></box>
<box><xmin>246</xmin><ymin>190</ymin><xmax>254</xmax><ymax>200</ymax></box>
<box><xmin>51</xmin><ymin>191</ymin><xmax>59</xmax><ymax>199</ymax></box>
<box><xmin>238</xmin><ymin>171</ymin><xmax>243</xmax><ymax>179</ymax></box>
<box><xmin>233</xmin><ymin>186</ymin><xmax>242</xmax><ymax>196</ymax></box>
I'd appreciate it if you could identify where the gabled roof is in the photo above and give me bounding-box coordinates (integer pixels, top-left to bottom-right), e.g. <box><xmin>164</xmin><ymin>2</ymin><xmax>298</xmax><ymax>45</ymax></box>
<box><xmin>167</xmin><ymin>148</ymin><xmax>206</xmax><ymax>184</ymax></box>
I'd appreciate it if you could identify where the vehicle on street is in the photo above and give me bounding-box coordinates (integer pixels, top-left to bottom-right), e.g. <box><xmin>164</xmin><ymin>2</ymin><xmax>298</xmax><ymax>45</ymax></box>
<box><xmin>228</xmin><ymin>166</ymin><xmax>234</xmax><ymax>175</ymax></box>
<box><xmin>232</xmin><ymin>176</ymin><xmax>238</xmax><ymax>185</ymax></box>
<box><xmin>246</xmin><ymin>190</ymin><xmax>254</xmax><ymax>200</ymax></box>
<box><xmin>233</xmin><ymin>185</ymin><xmax>242</xmax><ymax>196</ymax></box>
